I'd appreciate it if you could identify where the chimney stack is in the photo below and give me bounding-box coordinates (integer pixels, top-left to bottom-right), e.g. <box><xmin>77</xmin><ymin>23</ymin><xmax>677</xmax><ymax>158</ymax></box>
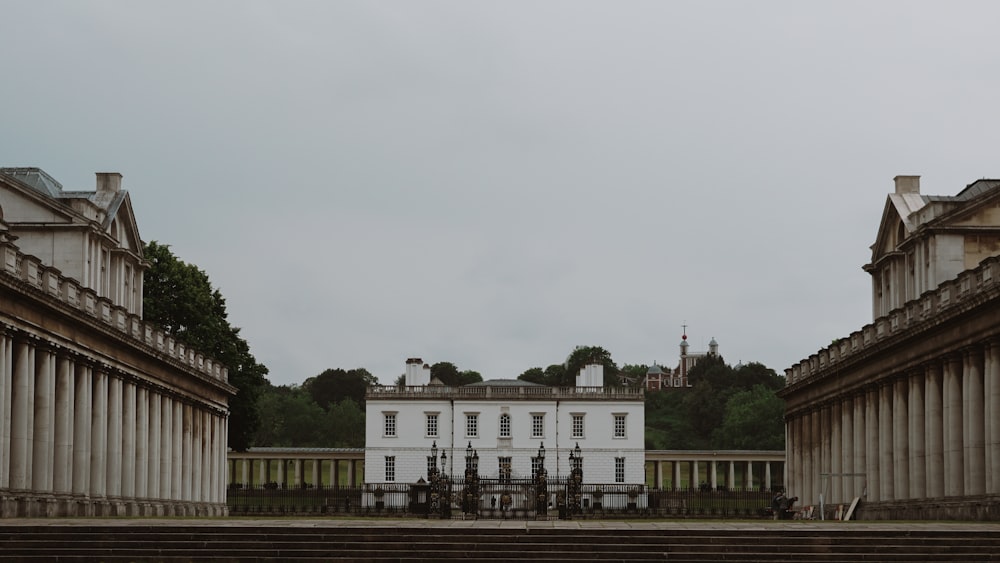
<box><xmin>96</xmin><ymin>172</ymin><xmax>122</xmax><ymax>194</ymax></box>
<box><xmin>894</xmin><ymin>175</ymin><xmax>920</xmax><ymax>195</ymax></box>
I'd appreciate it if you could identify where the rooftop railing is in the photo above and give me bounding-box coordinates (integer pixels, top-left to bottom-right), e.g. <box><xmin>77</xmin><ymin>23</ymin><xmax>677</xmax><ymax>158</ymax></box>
<box><xmin>0</xmin><ymin>239</ymin><xmax>228</xmax><ymax>383</ymax></box>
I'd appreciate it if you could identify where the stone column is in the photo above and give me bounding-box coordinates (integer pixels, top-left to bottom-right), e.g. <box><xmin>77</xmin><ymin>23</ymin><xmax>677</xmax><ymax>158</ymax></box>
<box><xmin>295</xmin><ymin>459</ymin><xmax>305</xmax><ymax>488</ymax></box>
<box><xmin>33</xmin><ymin>346</ymin><xmax>55</xmax><ymax>492</ymax></box>
<box><xmin>9</xmin><ymin>338</ymin><xmax>33</xmax><ymax>490</ymax></box>
<box><xmin>792</xmin><ymin>415</ymin><xmax>802</xmax><ymax>496</ymax></box>
<box><xmin>746</xmin><ymin>461</ymin><xmax>754</xmax><ymax>490</ymax></box>
<box><xmin>264</xmin><ymin>458</ymin><xmax>272</xmax><ymax>485</ymax></box>
<box><xmin>172</xmin><ymin>400</ymin><xmax>183</xmax><ymax>501</ymax></box>
<box><xmin>214</xmin><ymin>415</ymin><xmax>225</xmax><ymax>503</ymax></box>
<box><xmin>878</xmin><ymin>380</ymin><xmax>894</xmax><ymax>500</ymax></box>
<box><xmin>135</xmin><ymin>386</ymin><xmax>148</xmax><ymax>499</ymax></box>
<box><xmin>709</xmin><ymin>460</ymin><xmax>717</xmax><ymax>490</ymax></box>
<box><xmin>852</xmin><ymin>391</ymin><xmax>866</xmax><ymax>501</ymax></box>
<box><xmin>892</xmin><ymin>376</ymin><xmax>909</xmax><ymax>500</ymax></box>
<box><xmin>53</xmin><ymin>354</ymin><xmax>74</xmax><ymax>494</ymax></box>
<box><xmin>106</xmin><ymin>375</ymin><xmax>123</xmax><ymax>498</ymax></box>
<box><xmin>811</xmin><ymin>408</ymin><xmax>821</xmax><ymax>505</ymax></box>
<box><xmin>964</xmin><ymin>347</ymin><xmax>986</xmax><ymax>495</ymax></box>
<box><xmin>672</xmin><ymin>460</ymin><xmax>681</xmax><ymax>491</ymax></box>
<box><xmin>247</xmin><ymin>457</ymin><xmax>255</xmax><ymax>487</ymax></box>
<box><xmin>347</xmin><ymin>459</ymin><xmax>356</xmax><ymax>487</ymax></box>
<box><xmin>182</xmin><ymin>403</ymin><xmax>193</xmax><ymax>502</ymax></box>
<box><xmin>71</xmin><ymin>363</ymin><xmax>92</xmax><ymax>496</ymax></box>
<box><xmin>159</xmin><ymin>395</ymin><xmax>172</xmax><ymax>499</ymax></box>
<box><xmin>830</xmin><ymin>399</ymin><xmax>842</xmax><ymax>505</ymax></box>
<box><xmin>987</xmin><ymin>340</ymin><xmax>1000</xmax><ymax>495</ymax></box>
<box><xmin>909</xmin><ymin>369</ymin><xmax>926</xmax><ymax>500</ymax></box>
<box><xmin>943</xmin><ymin>355</ymin><xmax>964</xmax><ymax>496</ymax></box>
<box><xmin>201</xmin><ymin>411</ymin><xmax>211</xmax><ymax>502</ymax></box>
<box><xmin>764</xmin><ymin>461</ymin><xmax>772</xmax><ymax>490</ymax></box>
<box><xmin>0</xmin><ymin>331</ymin><xmax>12</xmax><ymax>490</ymax></box>
<box><xmin>192</xmin><ymin>406</ymin><xmax>202</xmax><ymax>502</ymax></box>
<box><xmin>121</xmin><ymin>380</ymin><xmax>136</xmax><ymax>500</ymax></box>
<box><xmin>692</xmin><ymin>460</ymin><xmax>700</xmax><ymax>490</ymax></box>
<box><xmin>865</xmin><ymin>386</ymin><xmax>880</xmax><ymax>502</ymax></box>
<box><xmin>820</xmin><ymin>404</ymin><xmax>831</xmax><ymax>504</ymax></box>
<box><xmin>90</xmin><ymin>369</ymin><xmax>108</xmax><ymax>498</ymax></box>
<box><xmin>727</xmin><ymin>461</ymin><xmax>735</xmax><ymax>490</ymax></box>
<box><xmin>841</xmin><ymin>396</ymin><xmax>854</xmax><ymax>500</ymax></box>
<box><xmin>924</xmin><ymin>362</ymin><xmax>944</xmax><ymax>498</ymax></box>
<box><xmin>148</xmin><ymin>391</ymin><xmax>161</xmax><ymax>499</ymax></box>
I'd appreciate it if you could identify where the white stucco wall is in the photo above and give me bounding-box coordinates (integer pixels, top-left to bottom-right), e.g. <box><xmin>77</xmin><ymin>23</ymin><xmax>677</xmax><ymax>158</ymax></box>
<box><xmin>364</xmin><ymin>389</ymin><xmax>645</xmax><ymax>485</ymax></box>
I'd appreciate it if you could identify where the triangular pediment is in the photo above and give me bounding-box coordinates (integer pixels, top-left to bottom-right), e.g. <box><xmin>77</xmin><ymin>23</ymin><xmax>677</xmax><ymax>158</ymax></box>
<box><xmin>106</xmin><ymin>192</ymin><xmax>143</xmax><ymax>255</ymax></box>
<box><xmin>870</xmin><ymin>196</ymin><xmax>910</xmax><ymax>262</ymax></box>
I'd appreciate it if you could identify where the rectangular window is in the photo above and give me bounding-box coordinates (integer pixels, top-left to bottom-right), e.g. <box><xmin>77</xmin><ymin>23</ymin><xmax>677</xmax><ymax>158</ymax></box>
<box><xmin>571</xmin><ymin>414</ymin><xmax>584</xmax><ymax>439</ymax></box>
<box><xmin>426</xmin><ymin>413</ymin><xmax>438</xmax><ymax>438</ymax></box>
<box><xmin>383</xmin><ymin>413</ymin><xmax>396</xmax><ymax>437</ymax></box>
<box><xmin>498</xmin><ymin>456</ymin><xmax>512</xmax><ymax>482</ymax></box>
<box><xmin>614</xmin><ymin>414</ymin><xmax>627</xmax><ymax>438</ymax></box>
<box><xmin>531</xmin><ymin>414</ymin><xmax>544</xmax><ymax>438</ymax></box>
<box><xmin>615</xmin><ymin>457</ymin><xmax>625</xmax><ymax>483</ymax></box>
<box><xmin>466</xmin><ymin>413</ymin><xmax>479</xmax><ymax>438</ymax></box>
<box><xmin>499</xmin><ymin>413</ymin><xmax>511</xmax><ymax>438</ymax></box>
<box><xmin>385</xmin><ymin>456</ymin><xmax>396</xmax><ymax>482</ymax></box>
<box><xmin>531</xmin><ymin>456</ymin><xmax>542</xmax><ymax>476</ymax></box>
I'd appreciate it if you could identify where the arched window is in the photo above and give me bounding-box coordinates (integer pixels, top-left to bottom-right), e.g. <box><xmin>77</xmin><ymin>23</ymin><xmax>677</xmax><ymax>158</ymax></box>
<box><xmin>499</xmin><ymin>413</ymin><xmax>511</xmax><ymax>438</ymax></box>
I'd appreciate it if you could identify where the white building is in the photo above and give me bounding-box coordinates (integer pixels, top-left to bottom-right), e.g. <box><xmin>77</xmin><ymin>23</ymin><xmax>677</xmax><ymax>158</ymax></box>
<box><xmin>365</xmin><ymin>358</ymin><xmax>645</xmax><ymax>486</ymax></box>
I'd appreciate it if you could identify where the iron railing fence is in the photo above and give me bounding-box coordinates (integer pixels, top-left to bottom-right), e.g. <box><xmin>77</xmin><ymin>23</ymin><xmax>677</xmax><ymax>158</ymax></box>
<box><xmin>227</xmin><ymin>480</ymin><xmax>777</xmax><ymax>519</ymax></box>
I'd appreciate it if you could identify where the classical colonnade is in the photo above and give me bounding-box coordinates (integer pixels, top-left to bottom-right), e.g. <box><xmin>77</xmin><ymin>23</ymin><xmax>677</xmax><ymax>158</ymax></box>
<box><xmin>645</xmin><ymin>451</ymin><xmax>784</xmax><ymax>491</ymax></box>
<box><xmin>227</xmin><ymin>449</ymin><xmax>366</xmax><ymax>488</ymax></box>
<box><xmin>787</xmin><ymin>341</ymin><xmax>1000</xmax><ymax>513</ymax></box>
<box><xmin>0</xmin><ymin>329</ymin><xmax>230</xmax><ymax>517</ymax></box>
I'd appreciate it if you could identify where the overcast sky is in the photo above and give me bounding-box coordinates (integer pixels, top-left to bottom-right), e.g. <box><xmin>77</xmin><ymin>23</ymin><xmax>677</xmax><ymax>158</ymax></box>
<box><xmin>3</xmin><ymin>1</ymin><xmax>999</xmax><ymax>385</ymax></box>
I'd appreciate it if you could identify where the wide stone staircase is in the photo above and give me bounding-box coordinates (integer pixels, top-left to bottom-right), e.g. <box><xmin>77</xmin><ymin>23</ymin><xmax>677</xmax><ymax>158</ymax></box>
<box><xmin>1</xmin><ymin>522</ymin><xmax>999</xmax><ymax>562</ymax></box>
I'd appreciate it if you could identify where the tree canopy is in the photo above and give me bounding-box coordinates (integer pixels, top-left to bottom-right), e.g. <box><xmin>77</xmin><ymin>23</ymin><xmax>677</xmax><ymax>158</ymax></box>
<box><xmin>302</xmin><ymin>368</ymin><xmax>376</xmax><ymax>409</ymax></box>
<box><xmin>644</xmin><ymin>355</ymin><xmax>785</xmax><ymax>450</ymax></box>
<box><xmin>142</xmin><ymin>241</ymin><xmax>269</xmax><ymax>451</ymax></box>
<box><xmin>517</xmin><ymin>346</ymin><xmax>620</xmax><ymax>387</ymax></box>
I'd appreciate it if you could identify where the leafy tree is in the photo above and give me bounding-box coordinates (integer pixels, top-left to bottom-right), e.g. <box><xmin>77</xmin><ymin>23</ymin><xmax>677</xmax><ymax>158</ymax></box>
<box><xmin>459</xmin><ymin>370</ymin><xmax>483</xmax><ymax>385</ymax></box>
<box><xmin>142</xmin><ymin>241</ymin><xmax>268</xmax><ymax>451</ymax></box>
<box><xmin>254</xmin><ymin>383</ymin><xmax>366</xmax><ymax>447</ymax></box>
<box><xmin>302</xmin><ymin>368</ymin><xmax>376</xmax><ymax>409</ymax></box>
<box><xmin>543</xmin><ymin>364</ymin><xmax>567</xmax><ymax>385</ymax></box>
<box><xmin>518</xmin><ymin>367</ymin><xmax>546</xmax><ymax>385</ymax></box>
<box><xmin>565</xmin><ymin>345</ymin><xmax>621</xmax><ymax>387</ymax></box>
<box><xmin>430</xmin><ymin>362</ymin><xmax>461</xmax><ymax>385</ymax></box>
<box><xmin>713</xmin><ymin>385</ymin><xmax>786</xmax><ymax>450</ymax></box>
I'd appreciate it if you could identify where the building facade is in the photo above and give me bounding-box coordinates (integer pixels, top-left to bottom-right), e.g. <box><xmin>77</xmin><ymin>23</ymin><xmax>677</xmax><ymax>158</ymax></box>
<box><xmin>0</xmin><ymin>168</ymin><xmax>235</xmax><ymax>517</ymax></box>
<box><xmin>365</xmin><ymin>358</ymin><xmax>645</xmax><ymax>490</ymax></box>
<box><xmin>781</xmin><ymin>175</ymin><xmax>1000</xmax><ymax>520</ymax></box>
<box><xmin>644</xmin><ymin>333</ymin><xmax>719</xmax><ymax>391</ymax></box>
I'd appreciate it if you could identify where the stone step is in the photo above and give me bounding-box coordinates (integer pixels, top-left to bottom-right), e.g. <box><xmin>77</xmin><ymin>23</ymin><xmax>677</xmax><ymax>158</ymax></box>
<box><xmin>1</xmin><ymin>525</ymin><xmax>998</xmax><ymax>562</ymax></box>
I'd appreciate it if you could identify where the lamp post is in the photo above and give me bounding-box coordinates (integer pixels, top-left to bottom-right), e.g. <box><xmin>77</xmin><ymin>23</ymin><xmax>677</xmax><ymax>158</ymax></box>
<box><xmin>569</xmin><ymin>442</ymin><xmax>584</xmax><ymax>516</ymax></box>
<box><xmin>463</xmin><ymin>442</ymin><xmax>480</xmax><ymax>517</ymax></box>
<box><xmin>439</xmin><ymin>449</ymin><xmax>450</xmax><ymax>518</ymax></box>
<box><xmin>428</xmin><ymin>441</ymin><xmax>440</xmax><ymax>517</ymax></box>
<box><xmin>533</xmin><ymin>442</ymin><xmax>548</xmax><ymax>517</ymax></box>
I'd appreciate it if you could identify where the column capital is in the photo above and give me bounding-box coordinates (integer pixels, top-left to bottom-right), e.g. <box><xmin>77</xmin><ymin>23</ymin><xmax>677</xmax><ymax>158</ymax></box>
<box><xmin>962</xmin><ymin>345</ymin><xmax>985</xmax><ymax>360</ymax></box>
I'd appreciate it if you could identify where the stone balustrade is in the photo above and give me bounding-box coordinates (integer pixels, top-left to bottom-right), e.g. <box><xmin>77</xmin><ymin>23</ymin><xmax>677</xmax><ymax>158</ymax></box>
<box><xmin>0</xmin><ymin>240</ymin><xmax>227</xmax><ymax>383</ymax></box>
<box><xmin>785</xmin><ymin>255</ymin><xmax>999</xmax><ymax>386</ymax></box>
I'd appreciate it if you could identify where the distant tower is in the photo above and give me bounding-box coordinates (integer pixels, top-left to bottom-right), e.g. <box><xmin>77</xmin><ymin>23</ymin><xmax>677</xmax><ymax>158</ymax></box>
<box><xmin>679</xmin><ymin>329</ymin><xmax>689</xmax><ymax>381</ymax></box>
<box><xmin>709</xmin><ymin>337</ymin><xmax>719</xmax><ymax>356</ymax></box>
